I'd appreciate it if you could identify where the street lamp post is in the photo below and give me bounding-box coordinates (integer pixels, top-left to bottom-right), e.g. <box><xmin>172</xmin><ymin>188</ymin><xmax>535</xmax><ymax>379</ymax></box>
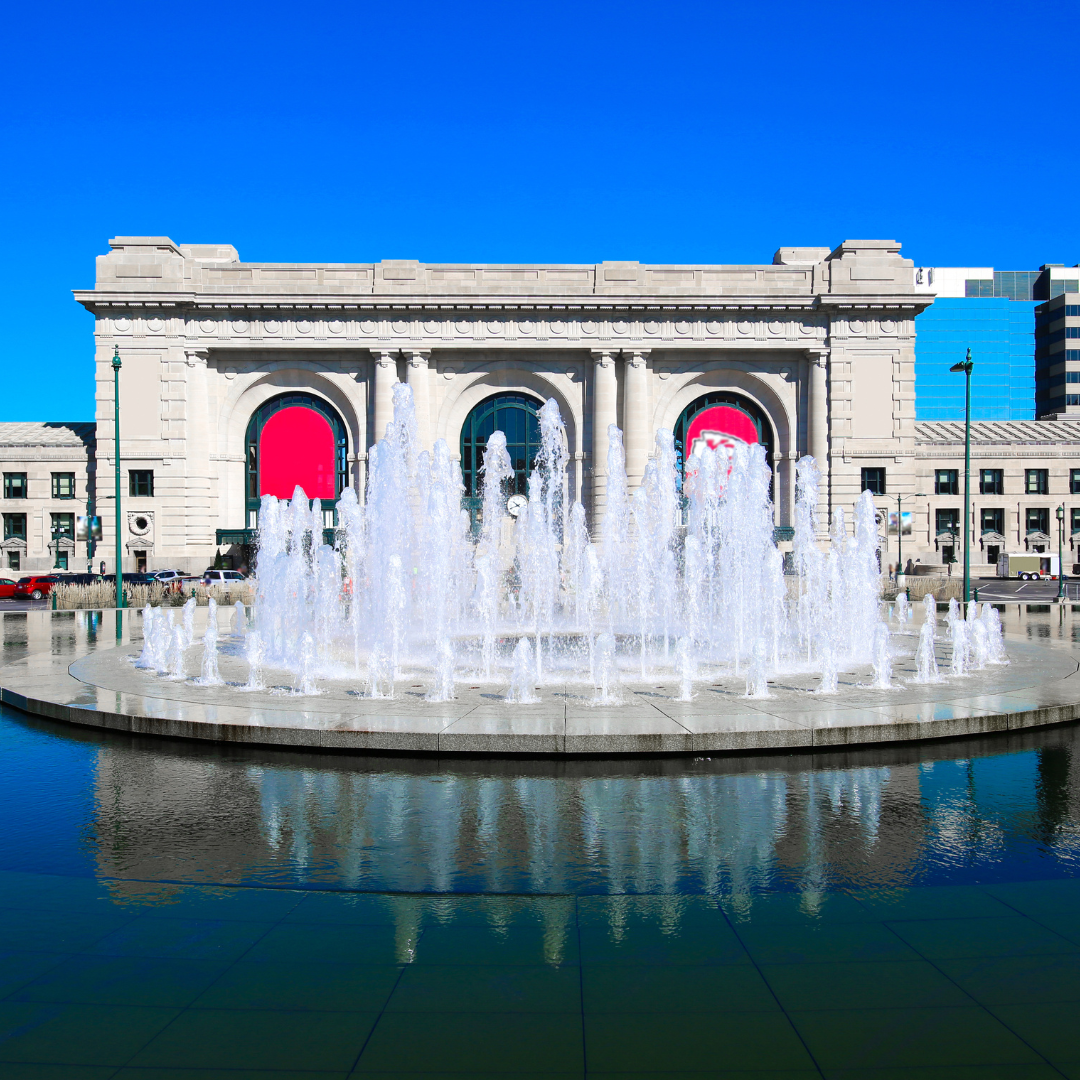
<box><xmin>112</xmin><ymin>347</ymin><xmax>124</xmax><ymax>611</ymax></box>
<box><xmin>1057</xmin><ymin>505</ymin><xmax>1065</xmax><ymax>601</ymax></box>
<box><xmin>887</xmin><ymin>492</ymin><xmax>925</xmax><ymax>584</ymax></box>
<box><xmin>950</xmin><ymin>350</ymin><xmax>974</xmax><ymax>608</ymax></box>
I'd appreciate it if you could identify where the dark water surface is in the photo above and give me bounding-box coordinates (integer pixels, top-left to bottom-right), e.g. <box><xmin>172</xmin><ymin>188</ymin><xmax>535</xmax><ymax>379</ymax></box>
<box><xmin>3</xmin><ymin>705</ymin><xmax>1079</xmax><ymax>897</ymax></box>
<box><xmin>3</xmin><ymin>706</ymin><xmax>1080</xmax><ymax>1076</ymax></box>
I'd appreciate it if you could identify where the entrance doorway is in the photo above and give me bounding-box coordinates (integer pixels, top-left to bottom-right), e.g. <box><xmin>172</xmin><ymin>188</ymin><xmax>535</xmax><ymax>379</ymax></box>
<box><xmin>134</xmin><ymin>550</ymin><xmax>147</xmax><ymax>573</ymax></box>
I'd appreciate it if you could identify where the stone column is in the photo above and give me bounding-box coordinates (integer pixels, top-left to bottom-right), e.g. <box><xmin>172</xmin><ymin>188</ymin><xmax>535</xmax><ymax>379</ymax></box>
<box><xmin>623</xmin><ymin>349</ymin><xmax>650</xmax><ymax>493</ymax></box>
<box><xmin>771</xmin><ymin>452</ymin><xmax>782</xmax><ymax>526</ymax></box>
<box><xmin>371</xmin><ymin>350</ymin><xmax>398</xmax><ymax>445</ymax></box>
<box><xmin>807</xmin><ymin>348</ymin><xmax>830</xmax><ymax>532</ymax></box>
<box><xmin>404</xmin><ymin>349</ymin><xmax>431</xmax><ymax>450</ymax></box>
<box><xmin>591</xmin><ymin>349</ymin><xmax>618</xmax><ymax>528</ymax></box>
<box><xmin>184</xmin><ymin>348</ymin><xmax>213</xmax><ymax>558</ymax></box>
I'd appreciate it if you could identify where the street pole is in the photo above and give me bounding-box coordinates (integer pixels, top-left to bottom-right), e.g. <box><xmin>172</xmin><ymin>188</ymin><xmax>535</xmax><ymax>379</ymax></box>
<box><xmin>112</xmin><ymin>347</ymin><xmax>124</xmax><ymax>611</ymax></box>
<box><xmin>1057</xmin><ymin>505</ymin><xmax>1065</xmax><ymax>601</ymax></box>
<box><xmin>950</xmin><ymin>350</ymin><xmax>974</xmax><ymax>609</ymax></box>
<box><xmin>896</xmin><ymin>494</ymin><xmax>903</xmax><ymax>579</ymax></box>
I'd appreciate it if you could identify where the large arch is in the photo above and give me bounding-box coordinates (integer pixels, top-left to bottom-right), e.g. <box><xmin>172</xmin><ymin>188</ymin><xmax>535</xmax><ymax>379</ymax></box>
<box><xmin>653</xmin><ymin>364</ymin><xmax>798</xmax><ymax>525</ymax></box>
<box><xmin>216</xmin><ymin>365</ymin><xmax>363</xmax><ymax>531</ymax></box>
<box><xmin>459</xmin><ymin>392</ymin><xmax>544</xmax><ymax>497</ymax></box>
<box><xmin>437</xmin><ymin>365</ymin><xmax>582</xmax><ymax>500</ymax></box>
<box><xmin>244</xmin><ymin>392</ymin><xmax>349</xmax><ymax>522</ymax></box>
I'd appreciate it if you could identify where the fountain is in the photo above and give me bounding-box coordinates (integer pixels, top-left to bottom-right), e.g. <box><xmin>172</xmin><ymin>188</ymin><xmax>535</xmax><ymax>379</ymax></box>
<box><xmin>130</xmin><ymin>384</ymin><xmax>994</xmax><ymax>704</ymax></box>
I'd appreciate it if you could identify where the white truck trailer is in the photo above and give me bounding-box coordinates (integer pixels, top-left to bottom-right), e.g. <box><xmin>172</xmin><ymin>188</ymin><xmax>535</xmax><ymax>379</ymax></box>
<box><xmin>997</xmin><ymin>553</ymin><xmax>1060</xmax><ymax>580</ymax></box>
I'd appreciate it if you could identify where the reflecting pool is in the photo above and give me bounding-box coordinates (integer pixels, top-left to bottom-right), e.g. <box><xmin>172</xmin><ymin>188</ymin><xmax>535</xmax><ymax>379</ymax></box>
<box><xmin>2</xmin><ymin>705</ymin><xmax>1080</xmax><ymax>1075</ymax></box>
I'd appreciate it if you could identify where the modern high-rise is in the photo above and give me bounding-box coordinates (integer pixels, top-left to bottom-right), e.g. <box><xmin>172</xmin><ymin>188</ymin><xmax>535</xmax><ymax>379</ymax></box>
<box><xmin>914</xmin><ymin>263</ymin><xmax>1080</xmax><ymax>422</ymax></box>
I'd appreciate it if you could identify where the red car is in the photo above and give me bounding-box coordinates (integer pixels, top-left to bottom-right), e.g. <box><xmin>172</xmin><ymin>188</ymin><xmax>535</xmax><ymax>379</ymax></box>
<box><xmin>13</xmin><ymin>575</ymin><xmax>60</xmax><ymax>600</ymax></box>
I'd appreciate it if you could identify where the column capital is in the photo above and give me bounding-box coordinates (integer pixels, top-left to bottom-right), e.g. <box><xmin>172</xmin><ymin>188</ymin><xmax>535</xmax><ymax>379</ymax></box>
<box><xmin>184</xmin><ymin>348</ymin><xmax>208</xmax><ymax>367</ymax></box>
<box><xmin>371</xmin><ymin>349</ymin><xmax>397</xmax><ymax>369</ymax></box>
<box><xmin>404</xmin><ymin>349</ymin><xmax>431</xmax><ymax>367</ymax></box>
<box><xmin>806</xmin><ymin>347</ymin><xmax>829</xmax><ymax>367</ymax></box>
<box><xmin>625</xmin><ymin>349</ymin><xmax>651</xmax><ymax>367</ymax></box>
<box><xmin>591</xmin><ymin>348</ymin><xmax>616</xmax><ymax>367</ymax></box>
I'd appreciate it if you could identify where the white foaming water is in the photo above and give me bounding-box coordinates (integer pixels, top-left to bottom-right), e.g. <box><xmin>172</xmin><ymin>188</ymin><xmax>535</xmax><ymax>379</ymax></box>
<box><xmin>149</xmin><ymin>384</ymin><xmax>920</xmax><ymax>701</ymax></box>
<box><xmin>232</xmin><ymin>601</ymin><xmax>247</xmax><ymax>638</ymax></box>
<box><xmin>196</xmin><ymin>598</ymin><xmax>223</xmax><ymax>686</ymax></box>
<box><xmin>871</xmin><ymin>623</ymin><xmax>893</xmax><ymax>689</ymax></box>
<box><xmin>505</xmin><ymin>638</ymin><xmax>539</xmax><ymax>704</ymax></box>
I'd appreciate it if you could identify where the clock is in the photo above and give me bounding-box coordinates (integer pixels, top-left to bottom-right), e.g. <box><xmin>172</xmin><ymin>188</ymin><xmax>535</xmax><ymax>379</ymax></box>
<box><xmin>507</xmin><ymin>494</ymin><xmax>528</xmax><ymax>517</ymax></box>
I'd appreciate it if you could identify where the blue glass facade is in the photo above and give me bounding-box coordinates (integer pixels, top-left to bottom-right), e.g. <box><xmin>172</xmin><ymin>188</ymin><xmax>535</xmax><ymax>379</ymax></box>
<box><xmin>915</xmin><ymin>298</ymin><xmax>1036</xmax><ymax>421</ymax></box>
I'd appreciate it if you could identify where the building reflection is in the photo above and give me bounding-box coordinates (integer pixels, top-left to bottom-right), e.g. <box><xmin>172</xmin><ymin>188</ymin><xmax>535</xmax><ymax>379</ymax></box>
<box><xmin>87</xmin><ymin>722</ymin><xmax>1080</xmax><ymax>934</ymax></box>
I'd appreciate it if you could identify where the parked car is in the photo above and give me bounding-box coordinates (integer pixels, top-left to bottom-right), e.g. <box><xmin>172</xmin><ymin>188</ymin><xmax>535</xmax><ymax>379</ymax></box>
<box><xmin>203</xmin><ymin>569</ymin><xmax>247</xmax><ymax>586</ymax></box>
<box><xmin>0</xmin><ymin>571</ymin><xmax>20</xmax><ymax>599</ymax></box>
<box><xmin>13</xmin><ymin>575</ymin><xmax>61</xmax><ymax>600</ymax></box>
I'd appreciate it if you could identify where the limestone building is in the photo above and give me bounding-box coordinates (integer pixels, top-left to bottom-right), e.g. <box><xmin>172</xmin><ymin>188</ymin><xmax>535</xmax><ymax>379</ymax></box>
<box><xmin>1</xmin><ymin>235</ymin><xmax>1077</xmax><ymax>575</ymax></box>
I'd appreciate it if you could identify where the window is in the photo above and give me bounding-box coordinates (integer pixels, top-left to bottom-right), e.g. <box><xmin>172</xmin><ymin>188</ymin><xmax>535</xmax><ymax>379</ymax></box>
<box><xmin>1026</xmin><ymin>507</ymin><xmax>1050</xmax><ymax>535</ymax></box>
<box><xmin>860</xmin><ymin>467</ymin><xmax>886</xmax><ymax>495</ymax></box>
<box><xmin>936</xmin><ymin>508</ymin><xmax>959</xmax><ymax>536</ymax></box>
<box><xmin>129</xmin><ymin>470</ymin><xmax>154</xmax><ymax>497</ymax></box>
<box><xmin>1068</xmin><ymin>327</ymin><xmax>1080</xmax><ymax>338</ymax></box>
<box><xmin>1067</xmin><ymin>395</ymin><xmax>1080</xmax><ymax>406</ymax></box>
<box><xmin>2</xmin><ymin>514</ymin><xmax>26</xmax><ymax>541</ymax></box>
<box><xmin>50</xmin><ymin>513</ymin><xmax>74</xmax><ymax>539</ymax></box>
<box><xmin>935</xmin><ymin>469</ymin><xmax>959</xmax><ymax>495</ymax></box>
<box><xmin>1071</xmin><ymin>469</ymin><xmax>1080</xmax><ymax>495</ymax></box>
<box><xmin>980</xmin><ymin>469</ymin><xmax>1004</xmax><ymax>495</ymax></box>
<box><xmin>1068</xmin><ymin>371</ymin><xmax>1080</xmax><ymax>383</ymax></box>
<box><xmin>1026</xmin><ymin>469</ymin><xmax>1049</xmax><ymax>495</ymax></box>
<box><xmin>1072</xmin><ymin>508</ymin><xmax>1080</xmax><ymax>535</ymax></box>
<box><xmin>986</xmin><ymin>544</ymin><xmax>1000</xmax><ymax>567</ymax></box>
<box><xmin>3</xmin><ymin>474</ymin><xmax>26</xmax><ymax>500</ymax></box>
<box><xmin>7</xmin><ymin>552</ymin><xmax>19</xmax><ymax>572</ymax></box>
<box><xmin>134</xmin><ymin>550</ymin><xmax>147</xmax><ymax>573</ymax></box>
<box><xmin>51</xmin><ymin>473</ymin><xmax>75</xmax><ymax>499</ymax></box>
<box><xmin>56</xmin><ymin>551</ymin><xmax>68</xmax><ymax>571</ymax></box>
<box><xmin>942</xmin><ymin>544</ymin><xmax>956</xmax><ymax>564</ymax></box>
<box><xmin>981</xmin><ymin>508</ymin><xmax>1004</xmax><ymax>535</ymax></box>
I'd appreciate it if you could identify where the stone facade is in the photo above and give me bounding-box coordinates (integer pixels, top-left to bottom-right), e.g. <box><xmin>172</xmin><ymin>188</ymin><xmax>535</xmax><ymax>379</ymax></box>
<box><xmin>5</xmin><ymin>235</ymin><xmax>1072</xmax><ymax>575</ymax></box>
<box><xmin>58</xmin><ymin>236</ymin><xmax>928</xmax><ymax>572</ymax></box>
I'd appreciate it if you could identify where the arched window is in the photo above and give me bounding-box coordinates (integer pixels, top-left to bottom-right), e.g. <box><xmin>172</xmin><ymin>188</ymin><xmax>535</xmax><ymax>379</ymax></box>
<box><xmin>673</xmin><ymin>392</ymin><xmax>775</xmax><ymax>483</ymax></box>
<box><xmin>460</xmin><ymin>393</ymin><xmax>543</xmax><ymax>497</ymax></box>
<box><xmin>245</xmin><ymin>394</ymin><xmax>348</xmax><ymax>525</ymax></box>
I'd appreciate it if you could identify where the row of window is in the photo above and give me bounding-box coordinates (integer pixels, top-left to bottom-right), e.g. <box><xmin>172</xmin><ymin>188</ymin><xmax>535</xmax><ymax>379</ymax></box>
<box><xmin>929</xmin><ymin>468</ymin><xmax>1080</xmax><ymax>497</ymax></box>
<box><xmin>933</xmin><ymin>507</ymin><xmax>1080</xmax><ymax>536</ymax></box>
<box><xmin>2</xmin><ymin>513</ymin><xmax>74</xmax><ymax>541</ymax></box>
<box><xmin>2</xmin><ymin>471</ymin><xmax>154</xmax><ymax>500</ymax></box>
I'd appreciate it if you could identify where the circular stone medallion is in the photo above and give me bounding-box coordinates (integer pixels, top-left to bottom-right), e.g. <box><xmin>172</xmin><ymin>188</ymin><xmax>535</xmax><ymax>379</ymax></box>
<box><xmin>265</xmin><ymin>320</ymin><xmax>281</xmax><ymax>334</ymax></box>
<box><xmin>232</xmin><ymin>320</ymin><xmax>249</xmax><ymax>334</ymax></box>
<box><xmin>706</xmin><ymin>320</ymin><xmax>722</xmax><ymax>334</ymax></box>
<box><xmin>392</xmin><ymin>320</ymin><xmax>409</xmax><ymax>334</ymax></box>
<box><xmin>550</xmin><ymin>320</ymin><xmax>565</xmax><ymax>334</ymax></box>
<box><xmin>881</xmin><ymin>319</ymin><xmax>896</xmax><ymax>333</ymax></box>
<box><xmin>613</xmin><ymin>320</ymin><xmax>629</xmax><ymax>334</ymax></box>
<box><xmin>850</xmin><ymin>319</ymin><xmax>865</xmax><ymax>334</ymax></box>
<box><xmin>644</xmin><ymin>320</ymin><xmax>659</xmax><ymax>334</ymax></box>
<box><xmin>328</xmin><ymin>320</ymin><xmax>344</xmax><ymax>334</ymax></box>
<box><xmin>455</xmin><ymin>320</ymin><xmax>472</xmax><ymax>335</ymax></box>
<box><xmin>581</xmin><ymin>320</ymin><xmax>597</xmax><ymax>334</ymax></box>
<box><xmin>296</xmin><ymin>320</ymin><xmax>312</xmax><ymax>334</ymax></box>
<box><xmin>768</xmin><ymin>319</ymin><xmax>784</xmax><ymax>335</ymax></box>
<box><xmin>199</xmin><ymin>319</ymin><xmax>215</xmax><ymax>334</ymax></box>
<box><xmin>737</xmin><ymin>320</ymin><xmax>752</xmax><ymax>335</ymax></box>
<box><xmin>675</xmin><ymin>320</ymin><xmax>691</xmax><ymax>335</ymax></box>
<box><xmin>360</xmin><ymin>320</ymin><xmax>376</xmax><ymax>335</ymax></box>
<box><xmin>146</xmin><ymin>317</ymin><xmax>164</xmax><ymax>333</ymax></box>
<box><xmin>423</xmin><ymin>320</ymin><xmax>441</xmax><ymax>334</ymax></box>
<box><xmin>487</xmin><ymin>320</ymin><xmax>503</xmax><ymax>334</ymax></box>
<box><xmin>519</xmin><ymin>320</ymin><xmax>534</xmax><ymax>334</ymax></box>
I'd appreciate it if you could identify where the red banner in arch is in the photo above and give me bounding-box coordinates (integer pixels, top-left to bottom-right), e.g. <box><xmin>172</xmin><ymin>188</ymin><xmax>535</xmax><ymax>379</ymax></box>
<box><xmin>685</xmin><ymin>405</ymin><xmax>759</xmax><ymax>478</ymax></box>
<box><xmin>259</xmin><ymin>406</ymin><xmax>336</xmax><ymax>499</ymax></box>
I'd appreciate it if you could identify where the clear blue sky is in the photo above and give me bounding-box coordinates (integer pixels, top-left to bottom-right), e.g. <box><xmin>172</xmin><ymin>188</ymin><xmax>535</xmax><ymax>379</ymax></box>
<box><xmin>2</xmin><ymin>0</ymin><xmax>1077</xmax><ymax>421</ymax></box>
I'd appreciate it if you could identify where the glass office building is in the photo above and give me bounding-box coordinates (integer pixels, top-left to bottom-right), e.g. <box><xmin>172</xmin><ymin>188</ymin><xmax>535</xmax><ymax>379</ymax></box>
<box><xmin>915</xmin><ymin>297</ymin><xmax>1037</xmax><ymax>421</ymax></box>
<box><xmin>914</xmin><ymin>264</ymin><xmax>1080</xmax><ymax>421</ymax></box>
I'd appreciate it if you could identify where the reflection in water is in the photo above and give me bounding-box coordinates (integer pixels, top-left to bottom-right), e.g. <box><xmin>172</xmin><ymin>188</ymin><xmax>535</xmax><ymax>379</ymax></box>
<box><xmin>74</xmin><ymin>725</ymin><xmax>1080</xmax><ymax>906</ymax></box>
